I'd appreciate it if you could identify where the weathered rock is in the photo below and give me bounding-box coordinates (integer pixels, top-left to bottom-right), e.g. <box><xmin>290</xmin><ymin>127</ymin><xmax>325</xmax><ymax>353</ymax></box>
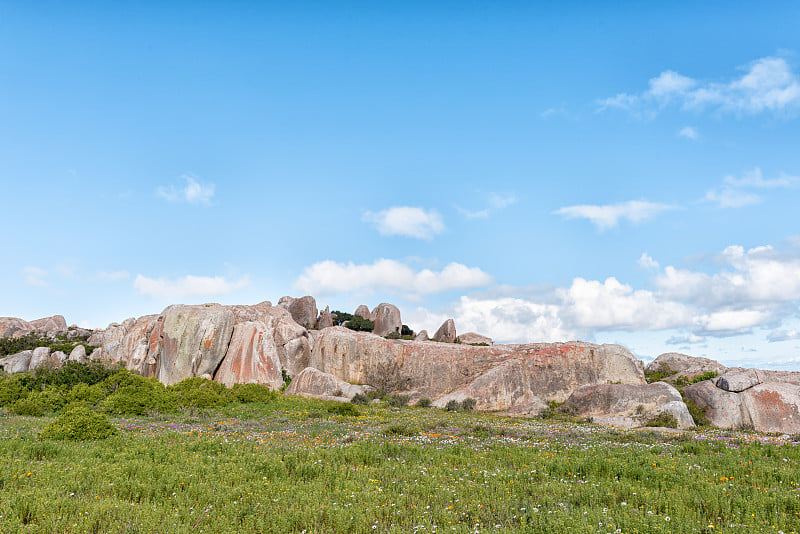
<box><xmin>646</xmin><ymin>353</ymin><xmax>727</xmax><ymax>380</ymax></box>
<box><xmin>215</xmin><ymin>321</ymin><xmax>283</xmax><ymax>389</ymax></box>
<box><xmin>89</xmin><ymin>347</ymin><xmax>103</xmax><ymax>360</ymax></box>
<box><xmin>66</xmin><ymin>328</ymin><xmax>92</xmax><ymax>341</ymax></box>
<box><xmin>458</xmin><ymin>332</ymin><xmax>492</xmax><ymax>345</ymax></box>
<box><xmin>155</xmin><ymin>304</ymin><xmax>236</xmax><ymax>385</ymax></box>
<box><xmin>560</xmin><ymin>382</ymin><xmax>694</xmax><ymax>429</ymax></box>
<box><xmin>68</xmin><ymin>345</ymin><xmax>87</xmax><ymax>363</ymax></box>
<box><xmin>317</xmin><ymin>306</ymin><xmax>334</xmax><ymax>330</ymax></box>
<box><xmin>309</xmin><ymin>327</ymin><xmax>644</xmax><ymax>407</ymax></box>
<box><xmin>414</xmin><ymin>330</ymin><xmax>429</xmax><ymax>341</ymax></box>
<box><xmin>87</xmin><ymin>330</ymin><xmax>105</xmax><ymax>346</ymax></box>
<box><xmin>278</xmin><ymin>296</ymin><xmax>318</xmax><ymax>329</ymax></box>
<box><xmin>102</xmin><ymin>315</ymin><xmax>163</xmax><ymax>376</ymax></box>
<box><xmin>740</xmin><ymin>382</ymin><xmax>800</xmax><ymax>434</ymax></box>
<box><xmin>0</xmin><ymin>350</ymin><xmax>33</xmax><ymax>373</ymax></box>
<box><xmin>433</xmin><ymin>319</ymin><xmax>457</xmax><ymax>343</ymax></box>
<box><xmin>0</xmin><ymin>317</ymin><xmax>34</xmax><ymax>338</ymax></box>
<box><xmin>30</xmin><ymin>315</ymin><xmax>67</xmax><ymax>333</ymax></box>
<box><xmin>285</xmin><ymin>367</ymin><xmax>373</xmax><ymax>400</ymax></box>
<box><xmin>684</xmin><ymin>380</ymin><xmax>751</xmax><ymax>429</ymax></box>
<box><xmin>268</xmin><ymin>306</ymin><xmax>311</xmax><ymax>376</ymax></box>
<box><xmin>354</xmin><ymin>305</ymin><xmax>372</xmax><ymax>320</ymax></box>
<box><xmin>716</xmin><ymin>369</ymin><xmax>761</xmax><ymax>392</ymax></box>
<box><xmin>29</xmin><ymin>347</ymin><xmax>53</xmax><ymax>370</ymax></box>
<box><xmin>371</xmin><ymin>303</ymin><xmax>402</xmax><ymax>336</ymax></box>
<box><xmin>52</xmin><ymin>350</ymin><xmax>68</xmax><ymax>363</ymax></box>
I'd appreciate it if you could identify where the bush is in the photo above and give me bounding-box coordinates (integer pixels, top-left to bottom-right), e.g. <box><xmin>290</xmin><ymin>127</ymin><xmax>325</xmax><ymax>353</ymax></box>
<box><xmin>331</xmin><ymin>311</ymin><xmax>353</xmax><ymax>326</ymax></box>
<box><xmin>445</xmin><ymin>400</ymin><xmax>461</xmax><ymax>412</ymax></box>
<box><xmin>384</xmin><ymin>332</ymin><xmax>402</xmax><ymax>340</ymax></box>
<box><xmin>28</xmin><ymin>361</ymin><xmax>119</xmax><ymax>391</ymax></box>
<box><xmin>230</xmin><ymin>383</ymin><xmax>278</xmax><ymax>404</ymax></box>
<box><xmin>8</xmin><ymin>397</ymin><xmax>45</xmax><ymax>416</ymax></box>
<box><xmin>281</xmin><ymin>370</ymin><xmax>292</xmax><ymax>392</ymax></box>
<box><xmin>645</xmin><ymin>411</ymin><xmax>678</xmax><ymax>429</ymax></box>
<box><xmin>101</xmin><ymin>373</ymin><xmax>175</xmax><ymax>415</ymax></box>
<box><xmin>40</xmin><ymin>405</ymin><xmax>117</xmax><ymax>441</ymax></box>
<box><xmin>383</xmin><ymin>423</ymin><xmax>417</xmax><ymax>436</ymax></box>
<box><xmin>345</xmin><ymin>315</ymin><xmax>374</xmax><ymax>332</ymax></box>
<box><xmin>416</xmin><ymin>397</ymin><xmax>432</xmax><ymax>408</ymax></box>
<box><xmin>170</xmin><ymin>377</ymin><xmax>230</xmax><ymax>409</ymax></box>
<box><xmin>644</xmin><ymin>365</ymin><xmax>674</xmax><ymax>384</ymax></box>
<box><xmin>401</xmin><ymin>325</ymin><xmax>413</xmax><ymax>336</ymax></box>
<box><xmin>328</xmin><ymin>402</ymin><xmax>360</xmax><ymax>416</ymax></box>
<box><xmin>9</xmin><ymin>388</ymin><xmax>67</xmax><ymax>416</ymax></box>
<box><xmin>0</xmin><ymin>375</ymin><xmax>29</xmax><ymax>406</ymax></box>
<box><xmin>350</xmin><ymin>393</ymin><xmax>369</xmax><ymax>405</ymax></box>
<box><xmin>387</xmin><ymin>394</ymin><xmax>410</xmax><ymax>407</ymax></box>
<box><xmin>461</xmin><ymin>398</ymin><xmax>477</xmax><ymax>411</ymax></box>
<box><xmin>684</xmin><ymin>397</ymin><xmax>710</xmax><ymax>427</ymax></box>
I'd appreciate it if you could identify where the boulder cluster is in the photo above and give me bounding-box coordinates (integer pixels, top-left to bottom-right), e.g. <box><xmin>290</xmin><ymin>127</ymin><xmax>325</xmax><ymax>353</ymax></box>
<box><xmin>3</xmin><ymin>296</ymin><xmax>800</xmax><ymax>434</ymax></box>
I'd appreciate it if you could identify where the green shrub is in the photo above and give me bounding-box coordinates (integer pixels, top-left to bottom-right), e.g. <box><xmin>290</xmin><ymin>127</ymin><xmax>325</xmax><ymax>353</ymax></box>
<box><xmin>327</xmin><ymin>402</ymin><xmax>360</xmax><ymax>416</ymax></box>
<box><xmin>644</xmin><ymin>364</ymin><xmax>674</xmax><ymax>383</ymax></box>
<box><xmin>101</xmin><ymin>373</ymin><xmax>175</xmax><ymax>415</ymax></box>
<box><xmin>416</xmin><ymin>397</ymin><xmax>432</xmax><ymax>408</ymax></box>
<box><xmin>690</xmin><ymin>371</ymin><xmax>719</xmax><ymax>384</ymax></box>
<box><xmin>9</xmin><ymin>387</ymin><xmax>67</xmax><ymax>415</ymax></box>
<box><xmin>0</xmin><ymin>375</ymin><xmax>30</xmax><ymax>406</ymax></box>
<box><xmin>331</xmin><ymin>311</ymin><xmax>353</xmax><ymax>326</ymax></box>
<box><xmin>230</xmin><ymin>383</ymin><xmax>278</xmax><ymax>404</ymax></box>
<box><xmin>401</xmin><ymin>325</ymin><xmax>413</xmax><ymax>336</ymax></box>
<box><xmin>384</xmin><ymin>332</ymin><xmax>402</xmax><ymax>340</ymax></box>
<box><xmin>345</xmin><ymin>315</ymin><xmax>374</xmax><ymax>332</ymax></box>
<box><xmin>0</xmin><ymin>332</ymin><xmax>97</xmax><ymax>359</ymax></box>
<box><xmin>8</xmin><ymin>396</ymin><xmax>45</xmax><ymax>416</ymax></box>
<box><xmin>461</xmin><ymin>397</ymin><xmax>477</xmax><ymax>411</ymax></box>
<box><xmin>40</xmin><ymin>405</ymin><xmax>117</xmax><ymax>441</ymax></box>
<box><xmin>387</xmin><ymin>394</ymin><xmax>410</xmax><ymax>407</ymax></box>
<box><xmin>645</xmin><ymin>411</ymin><xmax>678</xmax><ymax>428</ymax></box>
<box><xmin>383</xmin><ymin>423</ymin><xmax>417</xmax><ymax>436</ymax></box>
<box><xmin>685</xmin><ymin>397</ymin><xmax>710</xmax><ymax>427</ymax></box>
<box><xmin>28</xmin><ymin>360</ymin><xmax>119</xmax><ymax>391</ymax></box>
<box><xmin>445</xmin><ymin>400</ymin><xmax>461</xmax><ymax>412</ymax></box>
<box><xmin>65</xmin><ymin>382</ymin><xmax>105</xmax><ymax>408</ymax></box>
<box><xmin>281</xmin><ymin>370</ymin><xmax>292</xmax><ymax>392</ymax></box>
<box><xmin>170</xmin><ymin>377</ymin><xmax>230</xmax><ymax>409</ymax></box>
<box><xmin>350</xmin><ymin>393</ymin><xmax>369</xmax><ymax>405</ymax></box>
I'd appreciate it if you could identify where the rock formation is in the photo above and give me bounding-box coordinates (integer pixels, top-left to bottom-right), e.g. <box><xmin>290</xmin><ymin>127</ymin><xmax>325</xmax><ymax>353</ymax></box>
<box><xmin>414</xmin><ymin>330</ymin><xmax>429</xmax><ymax>341</ymax></box>
<box><xmin>317</xmin><ymin>306</ymin><xmax>334</xmax><ymax>330</ymax></box>
<box><xmin>285</xmin><ymin>367</ymin><xmax>373</xmax><ymax>401</ymax></box>
<box><xmin>354</xmin><ymin>305</ymin><xmax>372</xmax><ymax>319</ymax></box>
<box><xmin>370</xmin><ymin>303</ymin><xmax>402</xmax><ymax>336</ymax></box>
<box><xmin>30</xmin><ymin>315</ymin><xmax>67</xmax><ymax>334</ymax></box>
<box><xmin>458</xmin><ymin>332</ymin><xmax>492</xmax><ymax>345</ymax></box>
<box><xmin>433</xmin><ymin>319</ymin><xmax>457</xmax><ymax>343</ymax></box>
<box><xmin>646</xmin><ymin>353</ymin><xmax>727</xmax><ymax>380</ymax></box>
<box><xmin>214</xmin><ymin>321</ymin><xmax>283</xmax><ymax>389</ymax></box>
<box><xmin>278</xmin><ymin>296</ymin><xmax>318</xmax><ymax>329</ymax></box>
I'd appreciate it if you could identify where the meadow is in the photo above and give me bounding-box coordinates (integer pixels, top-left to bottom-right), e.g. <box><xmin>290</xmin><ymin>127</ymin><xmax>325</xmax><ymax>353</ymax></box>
<box><xmin>2</xmin><ymin>392</ymin><xmax>800</xmax><ymax>534</ymax></box>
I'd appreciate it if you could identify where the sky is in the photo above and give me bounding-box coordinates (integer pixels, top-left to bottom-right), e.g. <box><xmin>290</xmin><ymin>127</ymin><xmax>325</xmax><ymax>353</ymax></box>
<box><xmin>2</xmin><ymin>1</ymin><xmax>800</xmax><ymax>369</ymax></box>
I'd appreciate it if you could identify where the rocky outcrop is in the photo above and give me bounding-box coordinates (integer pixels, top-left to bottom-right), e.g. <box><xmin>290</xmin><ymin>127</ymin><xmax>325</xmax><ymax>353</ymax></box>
<box><xmin>68</xmin><ymin>345</ymin><xmax>87</xmax><ymax>363</ymax></box>
<box><xmin>560</xmin><ymin>382</ymin><xmax>694</xmax><ymax>429</ymax></box>
<box><xmin>30</xmin><ymin>315</ymin><xmax>67</xmax><ymax>334</ymax></box>
<box><xmin>370</xmin><ymin>303</ymin><xmax>402</xmax><ymax>336</ymax></box>
<box><xmin>309</xmin><ymin>327</ymin><xmax>644</xmax><ymax>410</ymax></box>
<box><xmin>317</xmin><ymin>306</ymin><xmax>334</xmax><ymax>330</ymax></box>
<box><xmin>0</xmin><ymin>317</ymin><xmax>34</xmax><ymax>338</ymax></box>
<box><xmin>715</xmin><ymin>369</ymin><xmax>761</xmax><ymax>392</ymax></box>
<box><xmin>285</xmin><ymin>367</ymin><xmax>373</xmax><ymax>401</ymax></box>
<box><xmin>741</xmin><ymin>383</ymin><xmax>800</xmax><ymax>434</ymax></box>
<box><xmin>414</xmin><ymin>330</ymin><xmax>429</xmax><ymax>341</ymax></box>
<box><xmin>433</xmin><ymin>319</ymin><xmax>457</xmax><ymax>343</ymax></box>
<box><xmin>685</xmin><ymin>380</ymin><xmax>751</xmax><ymax>429</ymax></box>
<box><xmin>29</xmin><ymin>347</ymin><xmax>54</xmax><ymax>370</ymax></box>
<box><xmin>354</xmin><ymin>305</ymin><xmax>372</xmax><ymax>320</ymax></box>
<box><xmin>646</xmin><ymin>353</ymin><xmax>727</xmax><ymax>380</ymax></box>
<box><xmin>458</xmin><ymin>332</ymin><xmax>492</xmax><ymax>345</ymax></box>
<box><xmin>87</xmin><ymin>330</ymin><xmax>105</xmax><ymax>346</ymax></box>
<box><xmin>278</xmin><ymin>296</ymin><xmax>318</xmax><ymax>329</ymax></box>
<box><xmin>102</xmin><ymin>315</ymin><xmax>164</xmax><ymax>376</ymax></box>
<box><xmin>214</xmin><ymin>321</ymin><xmax>283</xmax><ymax>389</ymax></box>
<box><xmin>0</xmin><ymin>350</ymin><xmax>33</xmax><ymax>373</ymax></box>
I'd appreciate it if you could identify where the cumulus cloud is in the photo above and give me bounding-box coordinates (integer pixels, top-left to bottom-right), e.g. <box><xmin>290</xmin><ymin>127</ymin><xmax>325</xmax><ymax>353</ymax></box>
<box><xmin>134</xmin><ymin>274</ymin><xmax>250</xmax><ymax>299</ymax></box>
<box><xmin>678</xmin><ymin>126</ymin><xmax>699</xmax><ymax>140</ymax></box>
<box><xmin>294</xmin><ymin>259</ymin><xmax>492</xmax><ymax>296</ymax></box>
<box><xmin>456</xmin><ymin>192</ymin><xmax>516</xmax><ymax>220</ymax></box>
<box><xmin>554</xmin><ymin>200</ymin><xmax>676</xmax><ymax>230</ymax></box>
<box><xmin>768</xmin><ymin>329</ymin><xmax>800</xmax><ymax>342</ymax></box>
<box><xmin>638</xmin><ymin>253</ymin><xmax>659</xmax><ymax>270</ymax></box>
<box><xmin>666</xmin><ymin>334</ymin><xmax>706</xmax><ymax>345</ymax></box>
<box><xmin>23</xmin><ymin>266</ymin><xmax>48</xmax><ymax>287</ymax></box>
<box><xmin>157</xmin><ymin>174</ymin><xmax>215</xmax><ymax>205</ymax></box>
<box><xmin>362</xmin><ymin>207</ymin><xmax>444</xmax><ymax>239</ymax></box>
<box><xmin>599</xmin><ymin>56</ymin><xmax>800</xmax><ymax>117</ymax></box>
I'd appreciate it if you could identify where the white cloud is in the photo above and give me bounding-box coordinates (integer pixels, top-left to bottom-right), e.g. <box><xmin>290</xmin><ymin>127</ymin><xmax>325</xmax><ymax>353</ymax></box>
<box><xmin>638</xmin><ymin>253</ymin><xmax>659</xmax><ymax>270</ymax></box>
<box><xmin>488</xmin><ymin>192</ymin><xmax>516</xmax><ymax>209</ymax></box>
<box><xmin>704</xmin><ymin>168</ymin><xmax>798</xmax><ymax>208</ymax></box>
<box><xmin>98</xmin><ymin>270</ymin><xmax>130</xmax><ymax>281</ymax></box>
<box><xmin>723</xmin><ymin>168</ymin><xmax>800</xmax><ymax>189</ymax></box>
<box><xmin>678</xmin><ymin>126</ymin><xmax>699</xmax><ymax>140</ymax></box>
<box><xmin>455</xmin><ymin>206</ymin><xmax>490</xmax><ymax>219</ymax></box>
<box><xmin>23</xmin><ymin>266</ymin><xmax>48</xmax><ymax>287</ymax></box>
<box><xmin>554</xmin><ymin>200</ymin><xmax>676</xmax><ymax>230</ymax></box>
<box><xmin>704</xmin><ymin>187</ymin><xmax>761</xmax><ymax>208</ymax></box>
<box><xmin>666</xmin><ymin>334</ymin><xmax>706</xmax><ymax>345</ymax></box>
<box><xmin>694</xmin><ymin>309</ymin><xmax>772</xmax><ymax>336</ymax></box>
<box><xmin>294</xmin><ymin>259</ymin><xmax>492</xmax><ymax>296</ymax></box>
<box><xmin>362</xmin><ymin>206</ymin><xmax>444</xmax><ymax>240</ymax></box>
<box><xmin>600</xmin><ymin>56</ymin><xmax>800</xmax><ymax>117</ymax></box>
<box><xmin>768</xmin><ymin>329</ymin><xmax>800</xmax><ymax>342</ymax></box>
<box><xmin>157</xmin><ymin>174</ymin><xmax>215</xmax><ymax>205</ymax></box>
<box><xmin>134</xmin><ymin>274</ymin><xmax>249</xmax><ymax>299</ymax></box>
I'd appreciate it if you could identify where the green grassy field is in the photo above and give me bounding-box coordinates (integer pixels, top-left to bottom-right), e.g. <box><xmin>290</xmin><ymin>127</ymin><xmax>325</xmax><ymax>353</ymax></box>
<box><xmin>2</xmin><ymin>396</ymin><xmax>799</xmax><ymax>533</ymax></box>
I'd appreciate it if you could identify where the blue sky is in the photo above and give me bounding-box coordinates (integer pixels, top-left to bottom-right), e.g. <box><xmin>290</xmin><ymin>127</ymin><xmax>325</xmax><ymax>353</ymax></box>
<box><xmin>2</xmin><ymin>1</ymin><xmax>800</xmax><ymax>369</ymax></box>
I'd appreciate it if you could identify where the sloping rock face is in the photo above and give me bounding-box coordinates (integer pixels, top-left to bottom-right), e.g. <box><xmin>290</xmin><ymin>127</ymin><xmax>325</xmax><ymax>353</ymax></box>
<box><xmin>278</xmin><ymin>296</ymin><xmax>318</xmax><ymax>329</ymax></box>
<box><xmin>414</xmin><ymin>330</ymin><xmax>429</xmax><ymax>341</ymax></box>
<box><xmin>740</xmin><ymin>383</ymin><xmax>800</xmax><ymax>434</ymax></box>
<box><xmin>646</xmin><ymin>353</ymin><xmax>727</xmax><ymax>379</ymax></box>
<box><xmin>459</xmin><ymin>332</ymin><xmax>492</xmax><ymax>345</ymax></box>
<box><xmin>30</xmin><ymin>315</ymin><xmax>67</xmax><ymax>333</ymax></box>
<box><xmin>102</xmin><ymin>315</ymin><xmax>164</xmax><ymax>376</ymax></box>
<box><xmin>433</xmin><ymin>319</ymin><xmax>457</xmax><ymax>343</ymax></box>
<box><xmin>354</xmin><ymin>305</ymin><xmax>371</xmax><ymax>320</ymax></box>
<box><xmin>685</xmin><ymin>380</ymin><xmax>751</xmax><ymax>429</ymax></box>
<box><xmin>214</xmin><ymin>321</ymin><xmax>283</xmax><ymax>389</ymax></box>
<box><xmin>308</xmin><ymin>327</ymin><xmax>644</xmax><ymax>411</ymax></box>
<box><xmin>29</xmin><ymin>347</ymin><xmax>54</xmax><ymax>370</ymax></box>
<box><xmin>0</xmin><ymin>350</ymin><xmax>33</xmax><ymax>373</ymax></box>
<box><xmin>68</xmin><ymin>345</ymin><xmax>87</xmax><ymax>363</ymax></box>
<box><xmin>371</xmin><ymin>303</ymin><xmax>402</xmax><ymax>336</ymax></box>
<box><xmin>716</xmin><ymin>369</ymin><xmax>761</xmax><ymax>392</ymax></box>
<box><xmin>560</xmin><ymin>382</ymin><xmax>694</xmax><ymax>429</ymax></box>
<box><xmin>285</xmin><ymin>367</ymin><xmax>373</xmax><ymax>400</ymax></box>
<box><xmin>0</xmin><ymin>317</ymin><xmax>34</xmax><ymax>338</ymax></box>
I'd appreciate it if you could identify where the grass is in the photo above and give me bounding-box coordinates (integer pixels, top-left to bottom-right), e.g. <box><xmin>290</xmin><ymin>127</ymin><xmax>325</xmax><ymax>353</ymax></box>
<box><xmin>2</xmin><ymin>396</ymin><xmax>800</xmax><ymax>533</ymax></box>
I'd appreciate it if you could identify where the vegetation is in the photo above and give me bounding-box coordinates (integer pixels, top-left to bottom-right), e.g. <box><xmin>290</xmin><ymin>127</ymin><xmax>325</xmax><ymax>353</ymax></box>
<box><xmin>0</xmin><ymin>332</ymin><xmax>97</xmax><ymax>358</ymax></box>
<box><xmin>345</xmin><ymin>314</ymin><xmax>375</xmax><ymax>332</ymax></box>
<box><xmin>39</xmin><ymin>405</ymin><xmax>117</xmax><ymax>441</ymax></box>
<box><xmin>1</xmin><ymin>392</ymin><xmax>799</xmax><ymax>532</ymax></box>
<box><xmin>331</xmin><ymin>310</ymin><xmax>353</xmax><ymax>326</ymax></box>
<box><xmin>645</xmin><ymin>411</ymin><xmax>679</xmax><ymax>429</ymax></box>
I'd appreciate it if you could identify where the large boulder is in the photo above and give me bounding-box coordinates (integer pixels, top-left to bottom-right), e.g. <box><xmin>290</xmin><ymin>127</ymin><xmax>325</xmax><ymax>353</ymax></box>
<box><xmin>458</xmin><ymin>332</ymin><xmax>492</xmax><ymax>345</ymax></box>
<box><xmin>354</xmin><ymin>305</ymin><xmax>372</xmax><ymax>320</ymax></box>
<box><xmin>30</xmin><ymin>315</ymin><xmax>67</xmax><ymax>334</ymax></box>
<box><xmin>157</xmin><ymin>304</ymin><xmax>236</xmax><ymax>385</ymax></box>
<box><xmin>0</xmin><ymin>350</ymin><xmax>33</xmax><ymax>373</ymax></box>
<box><xmin>284</xmin><ymin>367</ymin><xmax>373</xmax><ymax>401</ymax></box>
<box><xmin>308</xmin><ymin>327</ymin><xmax>645</xmax><ymax>409</ymax></box>
<box><xmin>68</xmin><ymin>345</ymin><xmax>87</xmax><ymax>363</ymax></box>
<box><xmin>268</xmin><ymin>306</ymin><xmax>311</xmax><ymax>376</ymax></box>
<box><xmin>317</xmin><ymin>306</ymin><xmax>334</xmax><ymax>330</ymax></box>
<box><xmin>414</xmin><ymin>330</ymin><xmax>429</xmax><ymax>341</ymax></box>
<box><xmin>684</xmin><ymin>380</ymin><xmax>750</xmax><ymax>429</ymax></box>
<box><xmin>278</xmin><ymin>296</ymin><xmax>318</xmax><ymax>329</ymax></box>
<box><xmin>29</xmin><ymin>347</ymin><xmax>54</xmax><ymax>370</ymax></box>
<box><xmin>560</xmin><ymin>382</ymin><xmax>694</xmax><ymax>429</ymax></box>
<box><xmin>433</xmin><ymin>319</ymin><xmax>457</xmax><ymax>343</ymax></box>
<box><xmin>0</xmin><ymin>317</ymin><xmax>34</xmax><ymax>338</ymax></box>
<box><xmin>646</xmin><ymin>353</ymin><xmax>727</xmax><ymax>380</ymax></box>
<box><xmin>715</xmin><ymin>369</ymin><xmax>761</xmax><ymax>392</ymax></box>
<box><xmin>740</xmin><ymin>383</ymin><xmax>800</xmax><ymax>434</ymax></box>
<box><xmin>214</xmin><ymin>321</ymin><xmax>283</xmax><ymax>389</ymax></box>
<box><xmin>102</xmin><ymin>315</ymin><xmax>164</xmax><ymax>376</ymax></box>
<box><xmin>371</xmin><ymin>303</ymin><xmax>402</xmax><ymax>336</ymax></box>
